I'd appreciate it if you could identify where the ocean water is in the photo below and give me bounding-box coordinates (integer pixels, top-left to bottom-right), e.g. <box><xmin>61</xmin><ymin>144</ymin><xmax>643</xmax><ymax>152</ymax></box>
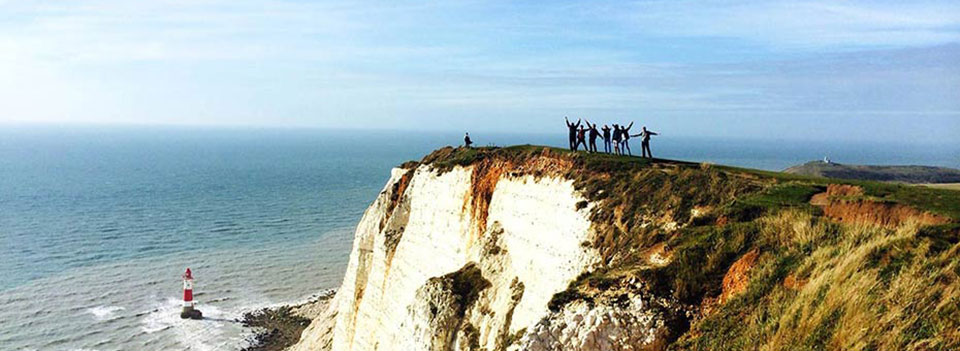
<box><xmin>1</xmin><ymin>126</ymin><xmax>957</xmax><ymax>350</ymax></box>
<box><xmin>0</xmin><ymin>127</ymin><xmax>442</xmax><ymax>351</ymax></box>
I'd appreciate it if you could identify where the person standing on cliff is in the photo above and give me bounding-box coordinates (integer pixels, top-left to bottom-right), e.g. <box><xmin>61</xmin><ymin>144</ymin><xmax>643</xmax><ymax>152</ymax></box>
<box><xmin>620</xmin><ymin>121</ymin><xmax>635</xmax><ymax>156</ymax></box>
<box><xmin>585</xmin><ymin>120</ymin><xmax>600</xmax><ymax>153</ymax></box>
<box><xmin>464</xmin><ymin>132</ymin><xmax>473</xmax><ymax>148</ymax></box>
<box><xmin>565</xmin><ymin>116</ymin><xmax>581</xmax><ymax>151</ymax></box>
<box><xmin>601</xmin><ymin>124</ymin><xmax>612</xmax><ymax>153</ymax></box>
<box><xmin>611</xmin><ymin>124</ymin><xmax>622</xmax><ymax>155</ymax></box>
<box><xmin>639</xmin><ymin>127</ymin><xmax>659</xmax><ymax>158</ymax></box>
<box><xmin>576</xmin><ymin>125</ymin><xmax>588</xmax><ymax>152</ymax></box>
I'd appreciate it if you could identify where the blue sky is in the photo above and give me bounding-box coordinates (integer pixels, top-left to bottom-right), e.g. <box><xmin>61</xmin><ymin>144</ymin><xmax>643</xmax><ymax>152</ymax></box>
<box><xmin>1</xmin><ymin>0</ymin><xmax>958</xmax><ymax>141</ymax></box>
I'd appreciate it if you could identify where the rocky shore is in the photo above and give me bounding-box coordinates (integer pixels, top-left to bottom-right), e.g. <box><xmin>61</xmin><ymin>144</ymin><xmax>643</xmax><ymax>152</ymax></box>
<box><xmin>240</xmin><ymin>290</ymin><xmax>335</xmax><ymax>351</ymax></box>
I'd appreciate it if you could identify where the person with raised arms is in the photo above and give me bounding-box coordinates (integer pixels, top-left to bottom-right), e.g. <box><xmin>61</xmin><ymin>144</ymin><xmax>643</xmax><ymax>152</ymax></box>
<box><xmin>601</xmin><ymin>124</ymin><xmax>612</xmax><ymax>153</ymax></box>
<box><xmin>620</xmin><ymin>121</ymin><xmax>635</xmax><ymax>156</ymax></box>
<box><xmin>564</xmin><ymin>116</ymin><xmax>581</xmax><ymax>151</ymax></box>
<box><xmin>585</xmin><ymin>120</ymin><xmax>601</xmax><ymax>153</ymax></box>
<box><xmin>638</xmin><ymin>126</ymin><xmax>659</xmax><ymax>158</ymax></box>
<box><xmin>611</xmin><ymin>124</ymin><xmax>622</xmax><ymax>155</ymax></box>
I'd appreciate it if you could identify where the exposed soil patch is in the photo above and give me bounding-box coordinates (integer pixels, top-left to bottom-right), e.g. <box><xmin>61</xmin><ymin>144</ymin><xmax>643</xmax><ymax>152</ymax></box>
<box><xmin>466</xmin><ymin>158</ymin><xmax>509</xmax><ymax>243</ymax></box>
<box><xmin>699</xmin><ymin>248</ymin><xmax>760</xmax><ymax>316</ymax></box>
<box><xmin>826</xmin><ymin>184</ymin><xmax>864</xmax><ymax>197</ymax></box>
<box><xmin>381</xmin><ymin>169</ymin><xmax>413</xmax><ymax>230</ymax></box>
<box><xmin>715</xmin><ymin>216</ymin><xmax>729</xmax><ymax>226</ymax></box>
<box><xmin>783</xmin><ymin>273</ymin><xmax>806</xmax><ymax>291</ymax></box>
<box><xmin>437</xmin><ymin>147</ymin><xmax>575</xmax><ymax>245</ymax></box>
<box><xmin>718</xmin><ymin>249</ymin><xmax>759</xmax><ymax>305</ymax></box>
<box><xmin>820</xmin><ymin>200</ymin><xmax>950</xmax><ymax>227</ymax></box>
<box><xmin>811</xmin><ymin>184</ymin><xmax>951</xmax><ymax>227</ymax></box>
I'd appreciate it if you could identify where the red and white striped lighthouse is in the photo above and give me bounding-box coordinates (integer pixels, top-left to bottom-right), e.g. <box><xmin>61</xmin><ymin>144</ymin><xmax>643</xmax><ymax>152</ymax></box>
<box><xmin>180</xmin><ymin>268</ymin><xmax>203</xmax><ymax>319</ymax></box>
<box><xmin>183</xmin><ymin>268</ymin><xmax>194</xmax><ymax>308</ymax></box>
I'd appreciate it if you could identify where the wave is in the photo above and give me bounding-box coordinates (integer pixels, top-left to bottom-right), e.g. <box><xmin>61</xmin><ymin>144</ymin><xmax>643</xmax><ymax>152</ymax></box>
<box><xmin>140</xmin><ymin>297</ymin><xmax>243</xmax><ymax>351</ymax></box>
<box><xmin>87</xmin><ymin>306</ymin><xmax>125</xmax><ymax>321</ymax></box>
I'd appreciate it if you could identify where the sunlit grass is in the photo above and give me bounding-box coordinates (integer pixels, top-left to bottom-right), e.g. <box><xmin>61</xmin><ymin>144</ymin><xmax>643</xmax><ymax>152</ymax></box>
<box><xmin>416</xmin><ymin>144</ymin><xmax>960</xmax><ymax>350</ymax></box>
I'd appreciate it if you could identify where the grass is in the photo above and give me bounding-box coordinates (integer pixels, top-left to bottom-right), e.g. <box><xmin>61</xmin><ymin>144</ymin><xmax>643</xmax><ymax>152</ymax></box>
<box><xmin>785</xmin><ymin>161</ymin><xmax>960</xmax><ymax>184</ymax></box>
<box><xmin>721</xmin><ymin>164</ymin><xmax>960</xmax><ymax>220</ymax></box>
<box><xmin>657</xmin><ymin>223</ymin><xmax>757</xmax><ymax>303</ymax></box>
<box><xmin>723</xmin><ymin>183</ymin><xmax>824</xmax><ymax>222</ymax></box>
<box><xmin>921</xmin><ymin>183</ymin><xmax>960</xmax><ymax>191</ymax></box>
<box><xmin>420</xmin><ymin>145</ymin><xmax>960</xmax><ymax>221</ymax></box>
<box><xmin>416</xmin><ymin>144</ymin><xmax>960</xmax><ymax>350</ymax></box>
<box><xmin>671</xmin><ymin>212</ymin><xmax>960</xmax><ymax>351</ymax></box>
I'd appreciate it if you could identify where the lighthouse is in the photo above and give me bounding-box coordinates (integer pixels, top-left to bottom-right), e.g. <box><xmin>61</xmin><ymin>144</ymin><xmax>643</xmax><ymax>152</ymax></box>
<box><xmin>180</xmin><ymin>268</ymin><xmax>203</xmax><ymax>319</ymax></box>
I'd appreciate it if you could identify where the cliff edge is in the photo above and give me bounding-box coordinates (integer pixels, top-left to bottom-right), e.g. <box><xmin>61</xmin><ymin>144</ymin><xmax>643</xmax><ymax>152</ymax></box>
<box><xmin>292</xmin><ymin>145</ymin><xmax>960</xmax><ymax>351</ymax></box>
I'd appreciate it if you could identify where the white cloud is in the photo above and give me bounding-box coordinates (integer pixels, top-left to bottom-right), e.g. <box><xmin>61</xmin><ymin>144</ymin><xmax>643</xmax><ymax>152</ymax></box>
<box><xmin>619</xmin><ymin>0</ymin><xmax>960</xmax><ymax>49</ymax></box>
<box><xmin>0</xmin><ymin>0</ymin><xmax>958</xmax><ymax>131</ymax></box>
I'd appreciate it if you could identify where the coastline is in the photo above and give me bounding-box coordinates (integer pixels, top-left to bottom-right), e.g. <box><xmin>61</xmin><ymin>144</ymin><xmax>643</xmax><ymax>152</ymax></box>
<box><xmin>240</xmin><ymin>289</ymin><xmax>335</xmax><ymax>351</ymax></box>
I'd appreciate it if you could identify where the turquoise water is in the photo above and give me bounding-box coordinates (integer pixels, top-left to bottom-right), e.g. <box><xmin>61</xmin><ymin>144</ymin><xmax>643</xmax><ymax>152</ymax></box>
<box><xmin>0</xmin><ymin>127</ymin><xmax>441</xmax><ymax>350</ymax></box>
<box><xmin>1</xmin><ymin>126</ymin><xmax>957</xmax><ymax>350</ymax></box>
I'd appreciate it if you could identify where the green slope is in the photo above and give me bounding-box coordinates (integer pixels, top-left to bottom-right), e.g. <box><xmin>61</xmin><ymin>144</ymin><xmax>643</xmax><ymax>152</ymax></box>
<box><xmin>414</xmin><ymin>145</ymin><xmax>960</xmax><ymax>351</ymax></box>
<box><xmin>784</xmin><ymin>161</ymin><xmax>960</xmax><ymax>184</ymax></box>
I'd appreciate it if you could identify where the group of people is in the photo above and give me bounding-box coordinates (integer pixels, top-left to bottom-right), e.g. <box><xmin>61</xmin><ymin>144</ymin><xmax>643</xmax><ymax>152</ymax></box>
<box><xmin>565</xmin><ymin>117</ymin><xmax>658</xmax><ymax>158</ymax></box>
<box><xmin>462</xmin><ymin>118</ymin><xmax>658</xmax><ymax>158</ymax></box>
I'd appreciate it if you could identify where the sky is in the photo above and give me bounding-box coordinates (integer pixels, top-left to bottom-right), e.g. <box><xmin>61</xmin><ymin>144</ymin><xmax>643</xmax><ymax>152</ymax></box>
<box><xmin>0</xmin><ymin>0</ymin><xmax>958</xmax><ymax>142</ymax></box>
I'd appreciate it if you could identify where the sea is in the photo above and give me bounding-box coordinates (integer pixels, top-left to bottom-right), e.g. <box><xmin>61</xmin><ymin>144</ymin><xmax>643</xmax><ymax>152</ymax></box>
<box><xmin>1</xmin><ymin>125</ymin><xmax>958</xmax><ymax>351</ymax></box>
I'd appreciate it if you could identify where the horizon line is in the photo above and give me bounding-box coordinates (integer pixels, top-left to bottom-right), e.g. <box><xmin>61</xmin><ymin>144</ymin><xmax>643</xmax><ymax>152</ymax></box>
<box><xmin>3</xmin><ymin>120</ymin><xmax>960</xmax><ymax>146</ymax></box>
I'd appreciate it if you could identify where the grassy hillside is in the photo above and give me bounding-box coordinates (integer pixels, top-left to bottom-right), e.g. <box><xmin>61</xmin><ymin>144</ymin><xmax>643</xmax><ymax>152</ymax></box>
<box><xmin>785</xmin><ymin>161</ymin><xmax>960</xmax><ymax>184</ymax></box>
<box><xmin>416</xmin><ymin>145</ymin><xmax>960</xmax><ymax>351</ymax></box>
<box><xmin>922</xmin><ymin>183</ymin><xmax>960</xmax><ymax>191</ymax></box>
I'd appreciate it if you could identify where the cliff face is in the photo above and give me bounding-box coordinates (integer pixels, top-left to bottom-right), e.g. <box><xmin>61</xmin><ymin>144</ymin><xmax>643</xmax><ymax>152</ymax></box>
<box><xmin>293</xmin><ymin>146</ymin><xmax>960</xmax><ymax>351</ymax></box>
<box><xmin>294</xmin><ymin>162</ymin><xmax>608</xmax><ymax>351</ymax></box>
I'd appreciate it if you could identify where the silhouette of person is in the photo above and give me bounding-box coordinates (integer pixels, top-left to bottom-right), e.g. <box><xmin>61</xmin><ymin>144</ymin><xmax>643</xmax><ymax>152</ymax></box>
<box><xmin>576</xmin><ymin>126</ymin><xmax>587</xmax><ymax>152</ymax></box>
<box><xmin>601</xmin><ymin>125</ymin><xmax>612</xmax><ymax>153</ymax></box>
<box><xmin>565</xmin><ymin>116</ymin><xmax>581</xmax><ymax>151</ymax></box>
<box><xmin>611</xmin><ymin>124</ymin><xmax>622</xmax><ymax>155</ymax></box>
<box><xmin>464</xmin><ymin>132</ymin><xmax>473</xmax><ymax>148</ymax></box>
<box><xmin>620</xmin><ymin>122</ymin><xmax>635</xmax><ymax>156</ymax></box>
<box><xmin>639</xmin><ymin>127</ymin><xmax>658</xmax><ymax>158</ymax></box>
<box><xmin>585</xmin><ymin>120</ymin><xmax>600</xmax><ymax>153</ymax></box>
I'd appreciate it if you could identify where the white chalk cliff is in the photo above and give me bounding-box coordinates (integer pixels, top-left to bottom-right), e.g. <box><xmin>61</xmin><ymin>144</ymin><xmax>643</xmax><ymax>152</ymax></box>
<box><xmin>291</xmin><ymin>160</ymin><xmax>676</xmax><ymax>351</ymax></box>
<box><xmin>286</xmin><ymin>146</ymin><xmax>958</xmax><ymax>351</ymax></box>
